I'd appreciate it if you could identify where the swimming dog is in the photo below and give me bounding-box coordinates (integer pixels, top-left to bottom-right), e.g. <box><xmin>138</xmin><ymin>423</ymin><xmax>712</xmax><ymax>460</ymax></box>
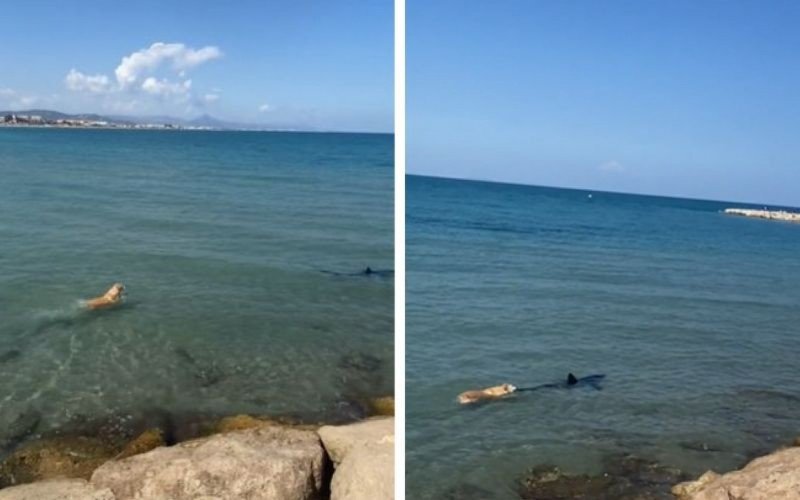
<box><xmin>457</xmin><ymin>373</ymin><xmax>606</xmax><ymax>405</ymax></box>
<box><xmin>84</xmin><ymin>283</ymin><xmax>126</xmax><ymax>310</ymax></box>
<box><xmin>457</xmin><ymin>383</ymin><xmax>517</xmax><ymax>404</ymax></box>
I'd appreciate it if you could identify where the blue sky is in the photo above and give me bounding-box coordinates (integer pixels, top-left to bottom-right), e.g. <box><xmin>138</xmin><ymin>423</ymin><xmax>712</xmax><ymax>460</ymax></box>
<box><xmin>409</xmin><ymin>0</ymin><xmax>800</xmax><ymax>206</ymax></box>
<box><xmin>0</xmin><ymin>1</ymin><xmax>393</xmax><ymax>132</ymax></box>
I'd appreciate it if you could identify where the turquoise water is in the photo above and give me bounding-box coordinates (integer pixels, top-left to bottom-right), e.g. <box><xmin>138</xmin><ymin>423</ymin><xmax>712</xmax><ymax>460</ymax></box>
<box><xmin>406</xmin><ymin>175</ymin><xmax>800</xmax><ymax>499</ymax></box>
<box><xmin>0</xmin><ymin>128</ymin><xmax>393</xmax><ymax>452</ymax></box>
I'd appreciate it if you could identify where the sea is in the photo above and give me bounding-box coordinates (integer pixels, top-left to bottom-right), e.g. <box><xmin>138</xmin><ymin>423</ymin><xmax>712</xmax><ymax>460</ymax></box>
<box><xmin>0</xmin><ymin>128</ymin><xmax>393</xmax><ymax>455</ymax></box>
<box><xmin>406</xmin><ymin>174</ymin><xmax>800</xmax><ymax>499</ymax></box>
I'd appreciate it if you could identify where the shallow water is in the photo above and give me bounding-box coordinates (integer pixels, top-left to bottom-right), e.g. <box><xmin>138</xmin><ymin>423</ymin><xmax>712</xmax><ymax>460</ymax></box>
<box><xmin>406</xmin><ymin>175</ymin><xmax>800</xmax><ymax>499</ymax></box>
<box><xmin>0</xmin><ymin>128</ymin><xmax>393</xmax><ymax>453</ymax></box>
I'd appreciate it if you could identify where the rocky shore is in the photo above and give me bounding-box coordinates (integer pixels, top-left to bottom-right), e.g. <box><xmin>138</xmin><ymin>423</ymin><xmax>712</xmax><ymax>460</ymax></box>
<box><xmin>724</xmin><ymin>208</ymin><xmax>800</xmax><ymax>223</ymax></box>
<box><xmin>673</xmin><ymin>440</ymin><xmax>800</xmax><ymax>499</ymax></box>
<box><xmin>514</xmin><ymin>437</ymin><xmax>800</xmax><ymax>500</ymax></box>
<box><xmin>0</xmin><ymin>401</ymin><xmax>394</xmax><ymax>500</ymax></box>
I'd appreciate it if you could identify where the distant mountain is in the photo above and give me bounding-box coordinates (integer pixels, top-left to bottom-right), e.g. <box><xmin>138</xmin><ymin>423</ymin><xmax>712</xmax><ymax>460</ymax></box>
<box><xmin>122</xmin><ymin>113</ymin><xmax>304</xmax><ymax>131</ymax></box>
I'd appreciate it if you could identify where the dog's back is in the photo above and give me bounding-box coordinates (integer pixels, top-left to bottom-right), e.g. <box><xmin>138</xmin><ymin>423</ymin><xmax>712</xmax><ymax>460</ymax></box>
<box><xmin>458</xmin><ymin>383</ymin><xmax>516</xmax><ymax>404</ymax></box>
<box><xmin>85</xmin><ymin>283</ymin><xmax>125</xmax><ymax>310</ymax></box>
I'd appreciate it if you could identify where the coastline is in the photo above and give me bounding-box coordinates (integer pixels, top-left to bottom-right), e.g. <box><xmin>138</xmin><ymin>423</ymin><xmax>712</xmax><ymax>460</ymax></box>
<box><xmin>724</xmin><ymin>208</ymin><xmax>800</xmax><ymax>223</ymax></box>
<box><xmin>0</xmin><ymin>121</ymin><xmax>393</xmax><ymax>135</ymax></box>
<box><xmin>0</xmin><ymin>398</ymin><xmax>394</xmax><ymax>499</ymax></box>
<box><xmin>514</xmin><ymin>436</ymin><xmax>800</xmax><ymax>499</ymax></box>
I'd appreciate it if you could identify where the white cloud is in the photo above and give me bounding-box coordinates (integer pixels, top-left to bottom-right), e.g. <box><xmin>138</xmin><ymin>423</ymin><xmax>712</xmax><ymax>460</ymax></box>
<box><xmin>65</xmin><ymin>69</ymin><xmax>112</xmax><ymax>93</ymax></box>
<box><xmin>0</xmin><ymin>87</ymin><xmax>41</xmax><ymax>108</ymax></box>
<box><xmin>258</xmin><ymin>103</ymin><xmax>270</xmax><ymax>112</ymax></box>
<box><xmin>17</xmin><ymin>96</ymin><xmax>38</xmax><ymax>107</ymax></box>
<box><xmin>598</xmin><ymin>160</ymin><xmax>625</xmax><ymax>173</ymax></box>
<box><xmin>63</xmin><ymin>42</ymin><xmax>222</xmax><ymax>116</ymax></box>
<box><xmin>114</xmin><ymin>42</ymin><xmax>222</xmax><ymax>88</ymax></box>
<box><xmin>141</xmin><ymin>77</ymin><xmax>192</xmax><ymax>97</ymax></box>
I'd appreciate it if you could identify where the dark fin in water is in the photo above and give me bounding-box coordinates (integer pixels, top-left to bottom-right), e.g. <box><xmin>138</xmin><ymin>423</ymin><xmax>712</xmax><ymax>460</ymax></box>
<box><xmin>321</xmin><ymin>268</ymin><xmax>394</xmax><ymax>278</ymax></box>
<box><xmin>567</xmin><ymin>373</ymin><xmax>578</xmax><ymax>385</ymax></box>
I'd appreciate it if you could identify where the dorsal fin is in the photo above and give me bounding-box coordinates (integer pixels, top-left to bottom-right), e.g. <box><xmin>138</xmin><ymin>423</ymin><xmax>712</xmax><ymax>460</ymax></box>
<box><xmin>567</xmin><ymin>373</ymin><xmax>578</xmax><ymax>385</ymax></box>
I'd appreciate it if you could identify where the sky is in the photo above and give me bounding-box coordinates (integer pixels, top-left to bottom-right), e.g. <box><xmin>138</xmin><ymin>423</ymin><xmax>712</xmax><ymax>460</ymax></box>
<box><xmin>408</xmin><ymin>0</ymin><xmax>800</xmax><ymax>206</ymax></box>
<box><xmin>0</xmin><ymin>0</ymin><xmax>393</xmax><ymax>132</ymax></box>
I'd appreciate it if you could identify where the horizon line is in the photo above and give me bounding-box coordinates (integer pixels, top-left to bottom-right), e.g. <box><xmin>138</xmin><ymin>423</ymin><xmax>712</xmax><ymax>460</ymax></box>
<box><xmin>407</xmin><ymin>172</ymin><xmax>800</xmax><ymax>211</ymax></box>
<box><xmin>0</xmin><ymin>108</ymin><xmax>393</xmax><ymax>135</ymax></box>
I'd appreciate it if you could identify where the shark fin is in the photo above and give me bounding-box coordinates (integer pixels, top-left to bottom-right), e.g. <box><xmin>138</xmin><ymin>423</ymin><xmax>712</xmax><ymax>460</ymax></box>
<box><xmin>567</xmin><ymin>373</ymin><xmax>578</xmax><ymax>385</ymax></box>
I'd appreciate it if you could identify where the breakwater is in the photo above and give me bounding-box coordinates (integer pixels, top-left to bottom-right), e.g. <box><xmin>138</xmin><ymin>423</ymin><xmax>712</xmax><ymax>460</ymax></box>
<box><xmin>724</xmin><ymin>208</ymin><xmax>800</xmax><ymax>223</ymax></box>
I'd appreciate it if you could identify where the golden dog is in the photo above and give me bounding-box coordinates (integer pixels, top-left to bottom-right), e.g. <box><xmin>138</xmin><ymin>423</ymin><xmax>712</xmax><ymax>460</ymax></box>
<box><xmin>85</xmin><ymin>283</ymin><xmax>126</xmax><ymax>310</ymax></box>
<box><xmin>457</xmin><ymin>383</ymin><xmax>517</xmax><ymax>404</ymax></box>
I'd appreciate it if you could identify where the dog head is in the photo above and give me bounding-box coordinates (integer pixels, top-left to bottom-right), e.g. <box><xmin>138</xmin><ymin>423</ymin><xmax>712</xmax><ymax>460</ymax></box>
<box><xmin>104</xmin><ymin>283</ymin><xmax>126</xmax><ymax>300</ymax></box>
<box><xmin>502</xmin><ymin>383</ymin><xmax>517</xmax><ymax>394</ymax></box>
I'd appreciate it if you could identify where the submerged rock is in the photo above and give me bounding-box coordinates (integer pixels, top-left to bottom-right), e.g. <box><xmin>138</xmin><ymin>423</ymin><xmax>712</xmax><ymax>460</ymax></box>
<box><xmin>338</xmin><ymin>352</ymin><xmax>383</xmax><ymax>373</ymax></box>
<box><xmin>318</xmin><ymin>417</ymin><xmax>394</xmax><ymax>500</ymax></box>
<box><xmin>519</xmin><ymin>465</ymin><xmax>617</xmax><ymax>500</ymax></box>
<box><xmin>441</xmin><ymin>483</ymin><xmax>498</xmax><ymax>500</ymax></box>
<box><xmin>49</xmin><ymin>408</ymin><xmax>224</xmax><ymax>447</ymax></box>
<box><xmin>369</xmin><ymin>396</ymin><xmax>395</xmax><ymax>416</ymax></box>
<box><xmin>0</xmin><ymin>410</ymin><xmax>41</xmax><ymax>453</ymax></box>
<box><xmin>519</xmin><ymin>454</ymin><xmax>687</xmax><ymax>500</ymax></box>
<box><xmin>0</xmin><ymin>436</ymin><xmax>117</xmax><ymax>488</ymax></box>
<box><xmin>114</xmin><ymin>429</ymin><xmax>164</xmax><ymax>460</ymax></box>
<box><xmin>91</xmin><ymin>425</ymin><xmax>327</xmax><ymax>500</ymax></box>
<box><xmin>320</xmin><ymin>399</ymin><xmax>370</xmax><ymax>424</ymax></box>
<box><xmin>173</xmin><ymin>346</ymin><xmax>226</xmax><ymax>388</ymax></box>
<box><xmin>214</xmin><ymin>414</ymin><xmax>319</xmax><ymax>434</ymax></box>
<box><xmin>673</xmin><ymin>446</ymin><xmax>800</xmax><ymax>499</ymax></box>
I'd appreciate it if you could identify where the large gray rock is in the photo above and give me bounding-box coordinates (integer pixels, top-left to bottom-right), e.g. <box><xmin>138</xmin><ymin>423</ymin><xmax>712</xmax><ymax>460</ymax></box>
<box><xmin>673</xmin><ymin>446</ymin><xmax>800</xmax><ymax>499</ymax></box>
<box><xmin>91</xmin><ymin>426</ymin><xmax>326</xmax><ymax>500</ymax></box>
<box><xmin>0</xmin><ymin>479</ymin><xmax>114</xmax><ymax>500</ymax></box>
<box><xmin>318</xmin><ymin>417</ymin><xmax>394</xmax><ymax>500</ymax></box>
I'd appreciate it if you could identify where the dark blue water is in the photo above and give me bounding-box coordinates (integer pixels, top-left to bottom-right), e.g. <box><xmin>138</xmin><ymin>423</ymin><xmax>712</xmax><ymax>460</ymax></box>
<box><xmin>406</xmin><ymin>174</ymin><xmax>800</xmax><ymax>499</ymax></box>
<box><xmin>0</xmin><ymin>128</ymin><xmax>393</xmax><ymax>453</ymax></box>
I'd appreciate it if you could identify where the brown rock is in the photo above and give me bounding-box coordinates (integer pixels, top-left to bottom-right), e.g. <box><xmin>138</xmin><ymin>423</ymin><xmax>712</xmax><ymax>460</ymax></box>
<box><xmin>0</xmin><ymin>436</ymin><xmax>117</xmax><ymax>488</ymax></box>
<box><xmin>330</xmin><ymin>445</ymin><xmax>393</xmax><ymax>500</ymax></box>
<box><xmin>91</xmin><ymin>425</ymin><xmax>327</xmax><ymax>500</ymax></box>
<box><xmin>369</xmin><ymin>397</ymin><xmax>395</xmax><ymax>416</ymax></box>
<box><xmin>672</xmin><ymin>471</ymin><xmax>720</xmax><ymax>498</ymax></box>
<box><xmin>215</xmin><ymin>414</ymin><xmax>273</xmax><ymax>433</ymax></box>
<box><xmin>215</xmin><ymin>414</ymin><xmax>319</xmax><ymax>434</ymax></box>
<box><xmin>114</xmin><ymin>429</ymin><xmax>164</xmax><ymax>460</ymax></box>
<box><xmin>318</xmin><ymin>417</ymin><xmax>394</xmax><ymax>500</ymax></box>
<box><xmin>318</xmin><ymin>416</ymin><xmax>394</xmax><ymax>464</ymax></box>
<box><xmin>0</xmin><ymin>478</ymin><xmax>114</xmax><ymax>500</ymax></box>
<box><xmin>673</xmin><ymin>447</ymin><xmax>800</xmax><ymax>499</ymax></box>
